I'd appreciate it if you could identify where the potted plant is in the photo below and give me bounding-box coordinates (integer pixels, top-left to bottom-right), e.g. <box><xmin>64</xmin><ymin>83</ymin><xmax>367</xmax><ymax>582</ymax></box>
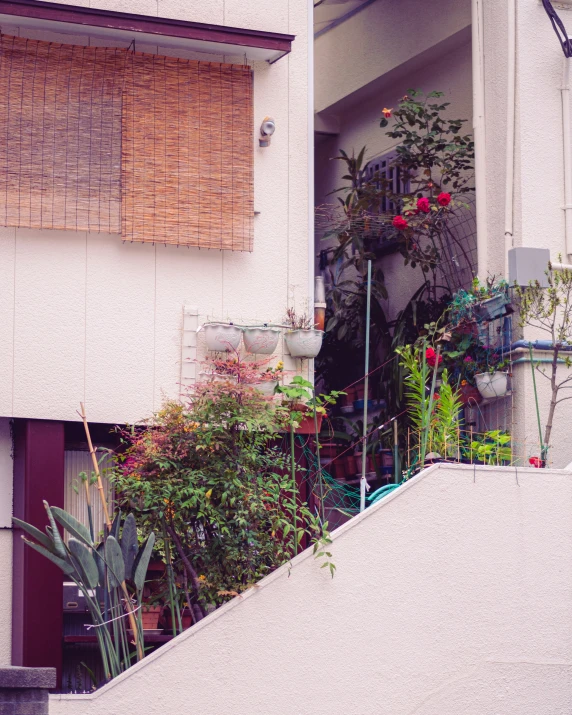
<box><xmin>243</xmin><ymin>325</ymin><xmax>281</xmax><ymax>355</ymax></box>
<box><xmin>283</xmin><ymin>308</ymin><xmax>324</xmax><ymax>359</ymax></box>
<box><xmin>471</xmin><ymin>277</ymin><xmax>511</xmax><ymax>322</ymax></box>
<box><xmin>141</xmin><ymin>603</ymin><xmax>162</xmax><ymax>630</ymax></box>
<box><xmin>202</xmin><ymin>355</ymin><xmax>282</xmax><ymax>396</ymax></box>
<box><xmin>475</xmin><ymin>369</ymin><xmax>509</xmax><ymax>399</ymax></box>
<box><xmin>250</xmin><ymin>361</ymin><xmax>283</xmax><ymax>396</ymax></box>
<box><xmin>203</xmin><ymin>322</ymin><xmax>243</xmax><ymax>352</ymax></box>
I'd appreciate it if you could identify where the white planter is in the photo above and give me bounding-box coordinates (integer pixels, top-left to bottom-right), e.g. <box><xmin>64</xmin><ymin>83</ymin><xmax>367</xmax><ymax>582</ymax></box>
<box><xmin>243</xmin><ymin>327</ymin><xmax>280</xmax><ymax>355</ymax></box>
<box><xmin>475</xmin><ymin>371</ymin><xmax>508</xmax><ymax>399</ymax></box>
<box><xmin>284</xmin><ymin>329</ymin><xmax>324</xmax><ymax>359</ymax></box>
<box><xmin>251</xmin><ymin>380</ymin><xmax>278</xmax><ymax>396</ymax></box>
<box><xmin>203</xmin><ymin>323</ymin><xmax>242</xmax><ymax>352</ymax></box>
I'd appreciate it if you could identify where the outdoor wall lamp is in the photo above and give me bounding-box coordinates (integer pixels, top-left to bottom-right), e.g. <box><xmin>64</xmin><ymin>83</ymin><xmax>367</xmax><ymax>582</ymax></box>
<box><xmin>259</xmin><ymin>116</ymin><xmax>276</xmax><ymax>147</ymax></box>
<box><xmin>541</xmin><ymin>0</ymin><xmax>572</xmax><ymax>57</ymax></box>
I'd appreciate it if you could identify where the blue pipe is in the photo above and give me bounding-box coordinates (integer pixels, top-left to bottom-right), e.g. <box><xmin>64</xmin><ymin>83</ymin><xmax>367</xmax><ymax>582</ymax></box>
<box><xmin>510</xmin><ymin>340</ymin><xmax>572</xmax><ymax>351</ymax></box>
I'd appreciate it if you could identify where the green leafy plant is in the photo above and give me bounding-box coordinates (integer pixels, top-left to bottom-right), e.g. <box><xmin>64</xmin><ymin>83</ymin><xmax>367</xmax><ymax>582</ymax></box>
<box><xmin>515</xmin><ymin>262</ymin><xmax>572</xmax><ymax>460</ymax></box>
<box><xmin>469</xmin><ymin>430</ymin><xmax>511</xmax><ymax>465</ymax></box>
<box><xmin>112</xmin><ymin>381</ymin><xmax>334</xmax><ymax>617</ymax></box>
<box><xmin>14</xmin><ymin>504</ymin><xmax>154</xmax><ymax>682</ymax></box>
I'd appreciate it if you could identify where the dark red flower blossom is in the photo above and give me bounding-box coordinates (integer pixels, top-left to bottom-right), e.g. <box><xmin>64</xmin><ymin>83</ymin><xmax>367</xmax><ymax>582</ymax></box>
<box><xmin>417</xmin><ymin>197</ymin><xmax>430</xmax><ymax>213</ymax></box>
<box><xmin>425</xmin><ymin>347</ymin><xmax>442</xmax><ymax>368</ymax></box>
<box><xmin>437</xmin><ymin>192</ymin><xmax>451</xmax><ymax>207</ymax></box>
<box><xmin>392</xmin><ymin>215</ymin><xmax>408</xmax><ymax>230</ymax></box>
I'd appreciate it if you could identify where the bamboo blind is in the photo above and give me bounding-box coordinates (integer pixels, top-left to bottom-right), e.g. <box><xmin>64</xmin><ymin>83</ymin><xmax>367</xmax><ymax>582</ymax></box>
<box><xmin>122</xmin><ymin>53</ymin><xmax>254</xmax><ymax>250</ymax></box>
<box><xmin>0</xmin><ymin>35</ymin><xmax>254</xmax><ymax>250</ymax></box>
<box><xmin>0</xmin><ymin>35</ymin><xmax>125</xmax><ymax>233</ymax></box>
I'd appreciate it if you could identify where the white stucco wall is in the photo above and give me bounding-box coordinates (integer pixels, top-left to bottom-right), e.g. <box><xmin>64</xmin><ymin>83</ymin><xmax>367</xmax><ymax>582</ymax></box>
<box><xmin>0</xmin><ymin>0</ymin><xmax>311</xmax><ymax>426</ymax></box>
<box><xmin>314</xmin><ymin>0</ymin><xmax>471</xmax><ymax>114</ymax></box>
<box><xmin>50</xmin><ymin>463</ymin><xmax>572</xmax><ymax>714</ymax></box>
<box><xmin>0</xmin><ymin>418</ymin><xmax>13</xmax><ymax>665</ymax></box>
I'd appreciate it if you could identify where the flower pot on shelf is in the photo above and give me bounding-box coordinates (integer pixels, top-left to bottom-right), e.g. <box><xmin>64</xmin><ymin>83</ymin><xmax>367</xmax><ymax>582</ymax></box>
<box><xmin>341</xmin><ymin>385</ymin><xmax>358</xmax><ymax>404</ymax></box>
<box><xmin>319</xmin><ymin>443</ymin><xmax>339</xmax><ymax>461</ymax></box>
<box><xmin>475</xmin><ymin>371</ymin><xmax>508</xmax><ymax>399</ymax></box>
<box><xmin>141</xmin><ymin>605</ymin><xmax>162</xmax><ymax>630</ymax></box>
<box><xmin>459</xmin><ymin>383</ymin><xmax>482</xmax><ymax>406</ymax></box>
<box><xmin>355</xmin><ymin>383</ymin><xmax>366</xmax><ymax>400</ymax></box>
<box><xmin>331</xmin><ymin>458</ymin><xmax>347</xmax><ymax>481</ymax></box>
<box><xmin>251</xmin><ymin>380</ymin><xmax>278</xmax><ymax>396</ymax></box>
<box><xmin>353</xmin><ymin>453</ymin><xmax>374</xmax><ymax>474</ymax></box>
<box><xmin>284</xmin><ymin>329</ymin><xmax>324</xmax><ymax>359</ymax></box>
<box><xmin>293</xmin><ymin>405</ymin><xmax>323</xmax><ymax>434</ymax></box>
<box><xmin>243</xmin><ymin>327</ymin><xmax>280</xmax><ymax>355</ymax></box>
<box><xmin>474</xmin><ymin>294</ymin><xmax>510</xmax><ymax>322</ymax></box>
<box><xmin>204</xmin><ymin>323</ymin><xmax>242</xmax><ymax>352</ymax></box>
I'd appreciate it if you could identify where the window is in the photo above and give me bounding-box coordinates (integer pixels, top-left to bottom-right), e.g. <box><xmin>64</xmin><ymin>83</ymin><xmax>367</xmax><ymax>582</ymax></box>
<box><xmin>0</xmin><ymin>34</ymin><xmax>254</xmax><ymax>250</ymax></box>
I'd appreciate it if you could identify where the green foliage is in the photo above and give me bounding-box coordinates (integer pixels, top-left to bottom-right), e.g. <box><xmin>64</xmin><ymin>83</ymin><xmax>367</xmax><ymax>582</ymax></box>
<box><xmin>14</xmin><ymin>503</ymin><xmax>155</xmax><ymax>683</ymax></box>
<box><xmin>112</xmin><ymin>382</ymin><xmax>330</xmax><ymax>615</ymax></box>
<box><xmin>515</xmin><ymin>262</ymin><xmax>572</xmax><ymax>456</ymax></box>
<box><xmin>470</xmin><ymin>430</ymin><xmax>511</xmax><ymax>465</ymax></box>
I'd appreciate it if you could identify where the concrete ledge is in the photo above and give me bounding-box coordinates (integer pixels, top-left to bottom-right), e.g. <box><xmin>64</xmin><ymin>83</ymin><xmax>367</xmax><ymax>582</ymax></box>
<box><xmin>0</xmin><ymin>667</ymin><xmax>56</xmax><ymax>689</ymax></box>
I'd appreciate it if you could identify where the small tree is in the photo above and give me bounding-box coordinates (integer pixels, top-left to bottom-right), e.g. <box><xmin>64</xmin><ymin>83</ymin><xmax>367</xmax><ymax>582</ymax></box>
<box><xmin>515</xmin><ymin>264</ymin><xmax>572</xmax><ymax>460</ymax></box>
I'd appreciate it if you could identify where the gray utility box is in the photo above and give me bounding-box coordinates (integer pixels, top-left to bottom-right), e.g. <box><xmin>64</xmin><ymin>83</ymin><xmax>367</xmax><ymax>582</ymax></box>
<box><xmin>508</xmin><ymin>247</ymin><xmax>550</xmax><ymax>287</ymax></box>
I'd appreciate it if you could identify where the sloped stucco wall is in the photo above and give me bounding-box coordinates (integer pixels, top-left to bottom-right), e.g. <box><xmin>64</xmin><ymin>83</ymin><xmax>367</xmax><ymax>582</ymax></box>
<box><xmin>50</xmin><ymin>464</ymin><xmax>572</xmax><ymax>714</ymax></box>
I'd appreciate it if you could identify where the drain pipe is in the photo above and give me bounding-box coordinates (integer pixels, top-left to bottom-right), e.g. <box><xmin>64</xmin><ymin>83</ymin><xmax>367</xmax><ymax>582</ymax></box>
<box><xmin>562</xmin><ymin>54</ymin><xmax>572</xmax><ymax>257</ymax></box>
<box><xmin>504</xmin><ymin>0</ymin><xmax>516</xmax><ymax>277</ymax></box>
<box><xmin>472</xmin><ymin>0</ymin><xmax>488</xmax><ymax>277</ymax></box>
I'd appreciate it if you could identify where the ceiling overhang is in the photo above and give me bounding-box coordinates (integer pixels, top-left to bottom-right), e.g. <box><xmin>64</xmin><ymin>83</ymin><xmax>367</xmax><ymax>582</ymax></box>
<box><xmin>0</xmin><ymin>0</ymin><xmax>295</xmax><ymax>62</ymax></box>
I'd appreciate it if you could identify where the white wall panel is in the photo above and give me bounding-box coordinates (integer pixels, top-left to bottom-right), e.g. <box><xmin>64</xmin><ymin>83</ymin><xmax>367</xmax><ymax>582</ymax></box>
<box><xmin>0</xmin><ymin>230</ymin><xmax>16</xmax><ymax>417</ymax></box>
<box><xmin>12</xmin><ymin>230</ymin><xmax>86</xmax><ymax>421</ymax></box>
<box><xmin>84</xmin><ymin>235</ymin><xmax>156</xmax><ymax>424</ymax></box>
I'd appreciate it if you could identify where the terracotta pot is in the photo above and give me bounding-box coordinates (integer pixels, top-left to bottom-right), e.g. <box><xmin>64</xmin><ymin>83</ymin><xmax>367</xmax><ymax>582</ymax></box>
<box><xmin>141</xmin><ymin>605</ymin><xmax>162</xmax><ymax>630</ymax></box>
<box><xmin>331</xmin><ymin>458</ymin><xmax>347</xmax><ymax>480</ymax></box>
<box><xmin>295</xmin><ymin>410</ymin><xmax>323</xmax><ymax>435</ymax></box>
<box><xmin>459</xmin><ymin>383</ymin><xmax>482</xmax><ymax>406</ymax></box>
<box><xmin>319</xmin><ymin>443</ymin><xmax>339</xmax><ymax>460</ymax></box>
<box><xmin>355</xmin><ymin>383</ymin><xmax>365</xmax><ymax>400</ymax></box>
<box><xmin>353</xmin><ymin>453</ymin><xmax>374</xmax><ymax>474</ymax></box>
<box><xmin>342</xmin><ymin>385</ymin><xmax>358</xmax><ymax>404</ymax></box>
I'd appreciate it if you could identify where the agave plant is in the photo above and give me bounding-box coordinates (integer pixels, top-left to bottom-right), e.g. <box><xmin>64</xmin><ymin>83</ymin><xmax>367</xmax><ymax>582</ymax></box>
<box><xmin>13</xmin><ymin>502</ymin><xmax>155</xmax><ymax>682</ymax></box>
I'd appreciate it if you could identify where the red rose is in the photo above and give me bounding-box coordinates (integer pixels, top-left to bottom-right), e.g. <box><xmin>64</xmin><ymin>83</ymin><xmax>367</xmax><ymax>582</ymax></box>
<box><xmin>416</xmin><ymin>197</ymin><xmax>430</xmax><ymax>214</ymax></box>
<box><xmin>437</xmin><ymin>192</ymin><xmax>451</xmax><ymax>207</ymax></box>
<box><xmin>529</xmin><ymin>456</ymin><xmax>544</xmax><ymax>468</ymax></box>
<box><xmin>392</xmin><ymin>215</ymin><xmax>408</xmax><ymax>230</ymax></box>
<box><xmin>425</xmin><ymin>347</ymin><xmax>442</xmax><ymax>367</ymax></box>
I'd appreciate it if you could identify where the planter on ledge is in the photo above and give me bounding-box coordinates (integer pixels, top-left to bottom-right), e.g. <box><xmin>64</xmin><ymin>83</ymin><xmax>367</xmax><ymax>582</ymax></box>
<box><xmin>204</xmin><ymin>323</ymin><xmax>242</xmax><ymax>352</ymax></box>
<box><xmin>284</xmin><ymin>329</ymin><xmax>324</xmax><ymax>359</ymax></box>
<box><xmin>243</xmin><ymin>327</ymin><xmax>280</xmax><ymax>355</ymax></box>
<box><xmin>474</xmin><ymin>294</ymin><xmax>510</xmax><ymax>322</ymax></box>
<box><xmin>475</xmin><ymin>371</ymin><xmax>508</xmax><ymax>399</ymax></box>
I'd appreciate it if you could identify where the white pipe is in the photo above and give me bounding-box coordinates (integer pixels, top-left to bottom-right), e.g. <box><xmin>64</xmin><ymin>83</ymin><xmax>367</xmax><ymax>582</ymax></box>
<box><xmin>561</xmin><ymin>56</ymin><xmax>572</xmax><ymax>258</ymax></box>
<box><xmin>504</xmin><ymin>0</ymin><xmax>516</xmax><ymax>277</ymax></box>
<box><xmin>551</xmin><ymin>261</ymin><xmax>572</xmax><ymax>271</ymax></box>
<box><xmin>308</xmin><ymin>0</ymin><xmax>315</xmax><ymax>384</ymax></box>
<box><xmin>472</xmin><ymin>0</ymin><xmax>488</xmax><ymax>278</ymax></box>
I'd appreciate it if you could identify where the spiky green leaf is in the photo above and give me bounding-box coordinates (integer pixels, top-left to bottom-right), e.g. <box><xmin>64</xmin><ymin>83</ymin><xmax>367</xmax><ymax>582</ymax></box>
<box><xmin>133</xmin><ymin>533</ymin><xmax>155</xmax><ymax>592</ymax></box>
<box><xmin>23</xmin><ymin>537</ymin><xmax>75</xmax><ymax>575</ymax></box>
<box><xmin>51</xmin><ymin>506</ymin><xmax>93</xmax><ymax>546</ymax></box>
<box><xmin>43</xmin><ymin>501</ymin><xmax>67</xmax><ymax>559</ymax></box>
<box><xmin>68</xmin><ymin>538</ymin><xmax>99</xmax><ymax>590</ymax></box>
<box><xmin>120</xmin><ymin>513</ymin><xmax>138</xmax><ymax>581</ymax></box>
<box><xmin>104</xmin><ymin>535</ymin><xmax>125</xmax><ymax>587</ymax></box>
<box><xmin>12</xmin><ymin>517</ymin><xmax>56</xmax><ymax>554</ymax></box>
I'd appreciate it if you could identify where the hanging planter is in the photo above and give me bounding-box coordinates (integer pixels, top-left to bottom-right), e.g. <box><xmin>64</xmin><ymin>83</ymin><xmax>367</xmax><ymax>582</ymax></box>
<box><xmin>250</xmin><ymin>379</ymin><xmax>278</xmax><ymax>396</ymax></box>
<box><xmin>474</xmin><ymin>294</ymin><xmax>510</xmax><ymax>322</ymax></box>
<box><xmin>243</xmin><ymin>327</ymin><xmax>281</xmax><ymax>355</ymax></box>
<box><xmin>203</xmin><ymin>323</ymin><xmax>242</xmax><ymax>352</ymax></box>
<box><xmin>475</xmin><ymin>371</ymin><xmax>509</xmax><ymax>399</ymax></box>
<box><xmin>284</xmin><ymin>329</ymin><xmax>324</xmax><ymax>359</ymax></box>
<box><xmin>292</xmin><ymin>404</ymin><xmax>323</xmax><ymax>434</ymax></box>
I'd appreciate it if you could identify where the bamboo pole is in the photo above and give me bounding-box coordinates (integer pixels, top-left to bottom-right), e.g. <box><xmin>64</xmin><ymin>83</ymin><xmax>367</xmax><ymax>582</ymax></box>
<box><xmin>78</xmin><ymin>402</ymin><xmax>143</xmax><ymax>661</ymax></box>
<box><xmin>79</xmin><ymin>402</ymin><xmax>111</xmax><ymax>530</ymax></box>
<box><xmin>360</xmin><ymin>260</ymin><xmax>372</xmax><ymax>512</ymax></box>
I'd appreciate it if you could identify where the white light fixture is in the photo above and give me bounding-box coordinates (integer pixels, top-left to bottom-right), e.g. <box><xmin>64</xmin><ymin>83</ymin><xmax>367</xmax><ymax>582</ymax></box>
<box><xmin>259</xmin><ymin>116</ymin><xmax>276</xmax><ymax>147</ymax></box>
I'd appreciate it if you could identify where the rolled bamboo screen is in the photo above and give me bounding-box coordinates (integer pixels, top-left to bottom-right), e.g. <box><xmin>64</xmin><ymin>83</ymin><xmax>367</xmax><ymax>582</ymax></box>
<box><xmin>0</xmin><ymin>35</ymin><xmax>125</xmax><ymax>233</ymax></box>
<box><xmin>122</xmin><ymin>53</ymin><xmax>254</xmax><ymax>249</ymax></box>
<box><xmin>0</xmin><ymin>35</ymin><xmax>254</xmax><ymax>250</ymax></box>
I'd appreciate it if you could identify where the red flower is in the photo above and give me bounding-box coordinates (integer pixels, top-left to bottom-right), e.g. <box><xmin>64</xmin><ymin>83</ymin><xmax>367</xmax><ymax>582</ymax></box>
<box><xmin>416</xmin><ymin>197</ymin><xmax>430</xmax><ymax>214</ymax></box>
<box><xmin>392</xmin><ymin>215</ymin><xmax>408</xmax><ymax>230</ymax></box>
<box><xmin>382</xmin><ymin>107</ymin><xmax>393</xmax><ymax>119</ymax></box>
<box><xmin>437</xmin><ymin>192</ymin><xmax>451</xmax><ymax>207</ymax></box>
<box><xmin>425</xmin><ymin>347</ymin><xmax>442</xmax><ymax>367</ymax></box>
<box><xmin>529</xmin><ymin>456</ymin><xmax>544</xmax><ymax>468</ymax></box>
